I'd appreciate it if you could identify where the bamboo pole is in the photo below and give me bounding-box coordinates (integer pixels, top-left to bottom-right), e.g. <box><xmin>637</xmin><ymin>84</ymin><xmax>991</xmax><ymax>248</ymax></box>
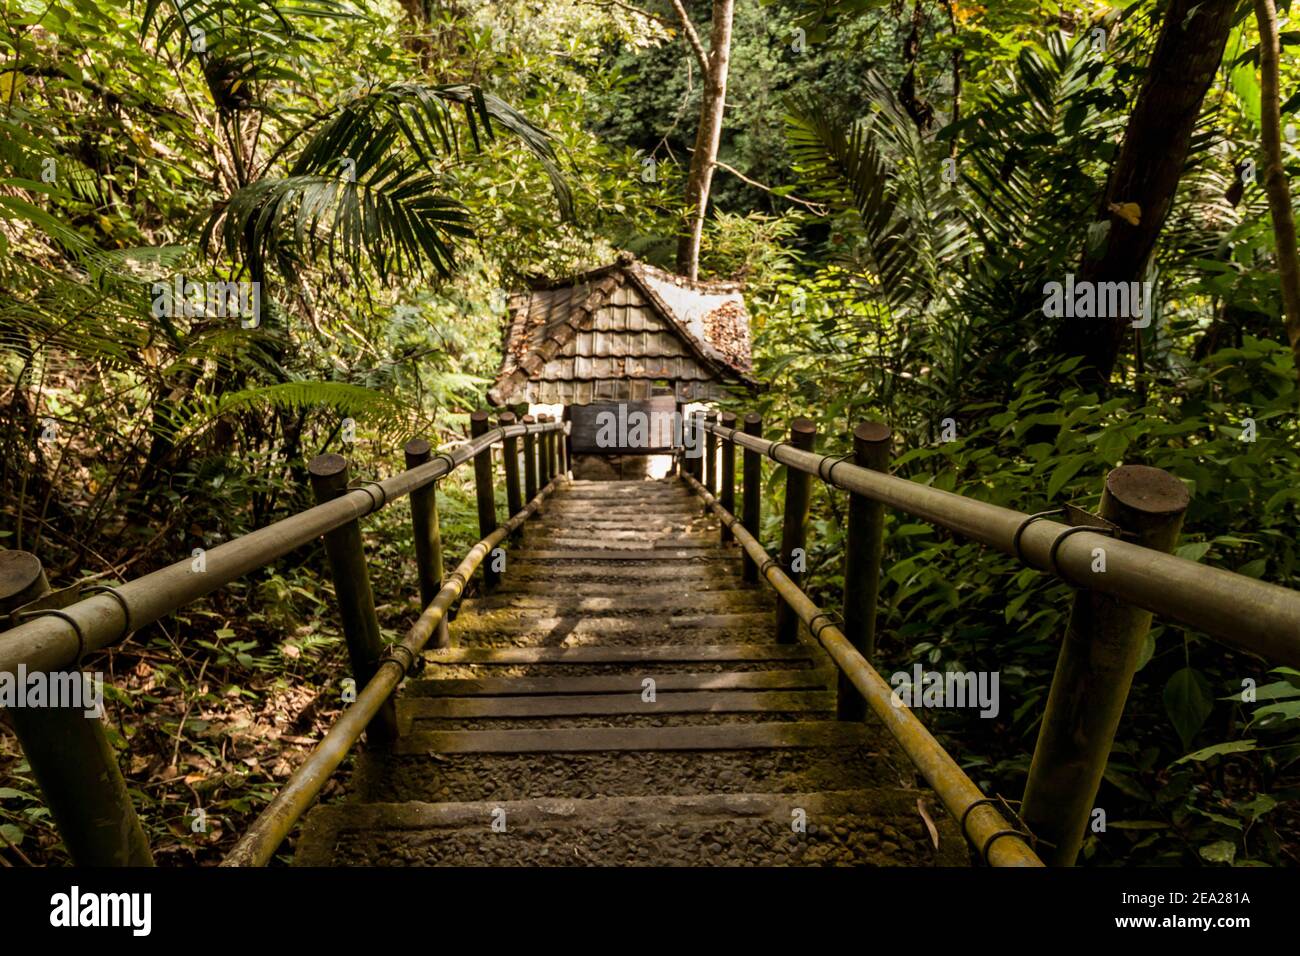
<box><xmin>224</xmin><ymin>478</ymin><xmax>562</xmax><ymax>867</ymax></box>
<box><xmin>839</xmin><ymin>421</ymin><xmax>891</xmax><ymax>719</ymax></box>
<box><xmin>0</xmin><ymin>424</ymin><xmax>516</xmax><ymax>675</ymax></box>
<box><xmin>719</xmin><ymin>412</ymin><xmax>736</xmax><ymax>544</ymax></box>
<box><xmin>704</xmin><ymin>410</ymin><xmax>718</xmax><ymax>495</ymax></box>
<box><xmin>682</xmin><ymin>473</ymin><xmax>1042</xmax><ymax>868</ymax></box>
<box><xmin>404</xmin><ymin>439</ymin><xmax>449</xmax><ymax>649</ymax></box>
<box><xmin>469</xmin><ymin>411</ymin><xmax>501</xmax><ymax>592</ymax></box>
<box><xmin>1021</xmin><ymin>464</ymin><xmax>1190</xmax><ymax>865</ymax></box>
<box><xmin>0</xmin><ymin>552</ymin><xmax>154</xmax><ymax>866</ymax></box>
<box><xmin>741</xmin><ymin>413</ymin><xmax>762</xmax><ymax>583</ymax></box>
<box><xmin>309</xmin><ymin>454</ymin><xmax>397</xmax><ymax>741</ymax></box>
<box><xmin>522</xmin><ymin>415</ymin><xmax>539</xmax><ymax>502</ymax></box>
<box><xmin>776</xmin><ymin>418</ymin><xmax>816</xmax><ymax>643</ymax></box>
<box><xmin>537</xmin><ymin>415</ymin><xmax>553</xmax><ymax>486</ymax></box>
<box><xmin>500</xmin><ymin>411</ymin><xmax>523</xmax><ymax>540</ymax></box>
<box><xmin>697</xmin><ymin>418</ymin><xmax>1300</xmax><ymax>668</ymax></box>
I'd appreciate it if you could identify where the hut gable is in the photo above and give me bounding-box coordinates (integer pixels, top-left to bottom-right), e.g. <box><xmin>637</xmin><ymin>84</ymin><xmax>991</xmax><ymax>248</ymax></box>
<box><xmin>488</xmin><ymin>255</ymin><xmax>756</xmax><ymax>406</ymax></box>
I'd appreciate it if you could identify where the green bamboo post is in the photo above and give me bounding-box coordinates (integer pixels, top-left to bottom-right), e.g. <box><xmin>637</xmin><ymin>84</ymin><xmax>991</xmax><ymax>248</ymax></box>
<box><xmin>1021</xmin><ymin>464</ymin><xmax>1191</xmax><ymax>866</ymax></box>
<box><xmin>0</xmin><ymin>551</ymin><xmax>155</xmax><ymax>866</ymax></box>
<box><xmin>741</xmin><ymin>413</ymin><xmax>762</xmax><ymax>583</ymax></box>
<box><xmin>309</xmin><ymin>454</ymin><xmax>397</xmax><ymax>741</ymax></box>
<box><xmin>469</xmin><ymin>410</ymin><xmax>501</xmax><ymax>591</ymax></box>
<box><xmin>719</xmin><ymin>411</ymin><xmax>736</xmax><ymax>544</ymax></box>
<box><xmin>838</xmin><ymin>422</ymin><xmax>891</xmax><ymax>720</ymax></box>
<box><xmin>403</xmin><ymin>439</ymin><xmax>449</xmax><ymax>649</ymax></box>
<box><xmin>705</xmin><ymin>410</ymin><xmax>719</xmax><ymax>494</ymax></box>
<box><xmin>500</xmin><ymin>411</ymin><xmax>523</xmax><ymax>532</ymax></box>
<box><xmin>522</xmin><ymin>414</ymin><xmax>539</xmax><ymax>501</ymax></box>
<box><xmin>776</xmin><ymin>418</ymin><xmax>816</xmax><ymax>643</ymax></box>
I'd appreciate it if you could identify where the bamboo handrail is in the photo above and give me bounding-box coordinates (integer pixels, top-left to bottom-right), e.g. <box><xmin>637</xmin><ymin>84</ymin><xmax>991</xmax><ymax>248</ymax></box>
<box><xmin>222</xmin><ymin>476</ymin><xmax>562</xmax><ymax>867</ymax></box>
<box><xmin>0</xmin><ymin>421</ymin><xmax>565</xmax><ymax>677</ymax></box>
<box><xmin>682</xmin><ymin>472</ymin><xmax>1044</xmax><ymax>867</ymax></box>
<box><xmin>697</xmin><ymin>416</ymin><xmax>1300</xmax><ymax>667</ymax></box>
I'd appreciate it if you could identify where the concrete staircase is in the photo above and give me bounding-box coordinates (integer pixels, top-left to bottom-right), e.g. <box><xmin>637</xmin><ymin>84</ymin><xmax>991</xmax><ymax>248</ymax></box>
<box><xmin>294</xmin><ymin>478</ymin><xmax>968</xmax><ymax>866</ymax></box>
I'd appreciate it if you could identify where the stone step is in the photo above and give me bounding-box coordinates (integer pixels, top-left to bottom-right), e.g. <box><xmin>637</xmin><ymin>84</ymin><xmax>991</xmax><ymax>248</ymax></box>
<box><xmin>446</xmin><ymin>612</ymin><xmax>776</xmax><ymax>647</ymax></box>
<box><xmin>493</xmin><ymin>564</ymin><xmax>743</xmax><ymax>587</ymax></box>
<box><xmin>533</xmin><ymin>515</ymin><xmax>712</xmax><ymax>528</ymax></box>
<box><xmin>538</xmin><ymin>503</ymin><xmax>704</xmax><ymax>517</ymax></box>
<box><xmin>393</xmin><ymin>720</ymin><xmax>870</xmax><ymax>755</ymax></box>
<box><xmin>294</xmin><ymin>789</ymin><xmax>969</xmax><ymax>867</ymax></box>
<box><xmin>498</xmin><ymin>549</ymin><xmax>733</xmax><ymax>563</ymax></box>
<box><xmin>527</xmin><ymin>527</ymin><xmax>715</xmax><ymax>544</ymax></box>
<box><xmin>519</xmin><ymin>536</ymin><xmax>718</xmax><ymax>551</ymax></box>
<box><xmin>450</xmin><ymin>608</ymin><xmax>773</xmax><ymax>629</ymax></box>
<box><xmin>352</xmin><ymin>740</ymin><xmax>907</xmax><ymax>805</ymax></box>
<box><xmin>457</xmin><ymin>590</ymin><xmax>770</xmax><ymax>615</ymax></box>
<box><xmin>401</xmin><ymin>689</ymin><xmax>834</xmax><ymax>720</ymax></box>
<box><xmin>420</xmin><ymin>661</ymin><xmax>817</xmax><ymax>682</ymax></box>
<box><xmin>405</xmin><ymin>668</ymin><xmax>835</xmax><ymax>697</ymax></box>
<box><xmin>558</xmin><ymin>486</ymin><xmax>693</xmax><ymax>498</ymax></box>
<box><xmin>423</xmin><ymin>643</ymin><xmax>809</xmax><ymax>665</ymax></box>
<box><xmin>399</xmin><ymin>690</ymin><xmax>835</xmax><ymax>732</ymax></box>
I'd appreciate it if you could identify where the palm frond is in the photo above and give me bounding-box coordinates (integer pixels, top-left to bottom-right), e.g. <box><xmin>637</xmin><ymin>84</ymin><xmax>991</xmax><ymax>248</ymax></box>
<box><xmin>295</xmin><ymin>83</ymin><xmax>573</xmax><ymax>219</ymax></box>
<box><xmin>785</xmin><ymin>103</ymin><xmax>920</xmax><ymax>308</ymax></box>
<box><xmin>207</xmin><ymin>82</ymin><xmax>572</xmax><ymax>285</ymax></box>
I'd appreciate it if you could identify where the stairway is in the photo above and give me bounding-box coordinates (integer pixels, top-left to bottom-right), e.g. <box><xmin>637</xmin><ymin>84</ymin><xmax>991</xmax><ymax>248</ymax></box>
<box><xmin>294</xmin><ymin>478</ymin><xmax>969</xmax><ymax>866</ymax></box>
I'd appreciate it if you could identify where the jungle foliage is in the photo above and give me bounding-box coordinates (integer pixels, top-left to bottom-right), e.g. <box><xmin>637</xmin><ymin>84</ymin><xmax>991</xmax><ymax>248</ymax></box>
<box><xmin>1</xmin><ymin>0</ymin><xmax>1298</xmax><ymax>866</ymax></box>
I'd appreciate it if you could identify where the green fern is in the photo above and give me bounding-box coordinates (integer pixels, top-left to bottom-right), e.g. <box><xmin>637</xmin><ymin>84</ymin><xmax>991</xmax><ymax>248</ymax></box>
<box><xmin>177</xmin><ymin>380</ymin><xmax>428</xmax><ymax>447</ymax></box>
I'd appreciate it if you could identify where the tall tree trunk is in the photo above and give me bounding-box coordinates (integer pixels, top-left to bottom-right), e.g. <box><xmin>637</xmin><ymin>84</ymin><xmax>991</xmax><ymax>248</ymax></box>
<box><xmin>1254</xmin><ymin>0</ymin><xmax>1300</xmax><ymax>378</ymax></box>
<box><xmin>673</xmin><ymin>0</ymin><xmax>735</xmax><ymax>281</ymax></box>
<box><xmin>1055</xmin><ymin>0</ymin><xmax>1237</xmax><ymax>387</ymax></box>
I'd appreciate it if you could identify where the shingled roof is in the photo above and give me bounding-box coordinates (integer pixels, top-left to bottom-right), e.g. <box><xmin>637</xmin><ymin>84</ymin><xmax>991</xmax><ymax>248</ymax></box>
<box><xmin>488</xmin><ymin>254</ymin><xmax>757</xmax><ymax>406</ymax></box>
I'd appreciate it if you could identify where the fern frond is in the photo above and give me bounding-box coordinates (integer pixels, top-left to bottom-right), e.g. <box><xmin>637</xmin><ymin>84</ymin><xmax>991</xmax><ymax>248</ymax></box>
<box><xmin>175</xmin><ymin>380</ymin><xmax>427</xmax><ymax>447</ymax></box>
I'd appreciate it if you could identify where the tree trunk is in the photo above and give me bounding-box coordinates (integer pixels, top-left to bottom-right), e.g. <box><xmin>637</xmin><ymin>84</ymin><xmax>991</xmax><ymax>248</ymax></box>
<box><xmin>1253</xmin><ymin>0</ymin><xmax>1300</xmax><ymax>378</ymax></box>
<box><xmin>1055</xmin><ymin>0</ymin><xmax>1237</xmax><ymax>387</ymax></box>
<box><xmin>674</xmin><ymin>0</ymin><xmax>735</xmax><ymax>281</ymax></box>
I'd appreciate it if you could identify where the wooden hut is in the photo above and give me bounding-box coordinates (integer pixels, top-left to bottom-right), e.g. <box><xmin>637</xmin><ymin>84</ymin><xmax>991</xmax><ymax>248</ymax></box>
<box><xmin>488</xmin><ymin>253</ymin><xmax>756</xmax><ymax>478</ymax></box>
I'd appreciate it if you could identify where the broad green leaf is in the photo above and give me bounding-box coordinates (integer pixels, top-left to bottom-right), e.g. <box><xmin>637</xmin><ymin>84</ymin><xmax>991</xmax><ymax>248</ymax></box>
<box><xmin>1173</xmin><ymin>740</ymin><xmax>1257</xmax><ymax>765</ymax></box>
<box><xmin>1165</xmin><ymin>667</ymin><xmax>1213</xmax><ymax>750</ymax></box>
<box><xmin>1199</xmin><ymin>840</ymin><xmax>1237</xmax><ymax>865</ymax></box>
<box><xmin>1174</xmin><ymin>541</ymin><xmax>1212</xmax><ymax>562</ymax></box>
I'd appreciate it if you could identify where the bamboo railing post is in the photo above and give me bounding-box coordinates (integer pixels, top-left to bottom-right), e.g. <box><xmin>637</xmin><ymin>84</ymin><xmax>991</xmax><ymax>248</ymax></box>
<box><xmin>469</xmin><ymin>410</ymin><xmax>501</xmax><ymax>591</ymax></box>
<box><xmin>1021</xmin><ymin>464</ymin><xmax>1191</xmax><ymax>866</ymax></box>
<box><xmin>537</xmin><ymin>414</ymin><xmax>552</xmax><ymax>485</ymax></box>
<box><xmin>676</xmin><ymin>400</ymin><xmax>686</xmax><ymax>476</ymax></box>
<box><xmin>0</xmin><ymin>551</ymin><xmax>155</xmax><ymax>866</ymax></box>
<box><xmin>308</xmin><ymin>453</ymin><xmax>397</xmax><ymax>741</ymax></box>
<box><xmin>741</xmin><ymin>413</ymin><xmax>762</xmax><ymax>583</ymax></box>
<box><xmin>719</xmin><ymin>411</ymin><xmax>736</xmax><ymax>544</ymax></box>
<box><xmin>775</xmin><ymin>418</ymin><xmax>817</xmax><ymax>643</ymax></box>
<box><xmin>500</xmin><ymin>412</ymin><xmax>523</xmax><ymax>533</ymax></box>
<box><xmin>838</xmin><ymin>422</ymin><xmax>892</xmax><ymax>720</ymax></box>
<box><xmin>558</xmin><ymin>415</ymin><xmax>569</xmax><ymax>477</ymax></box>
<box><xmin>553</xmin><ymin>419</ymin><xmax>564</xmax><ymax>479</ymax></box>
<box><xmin>704</xmin><ymin>410</ymin><xmax>719</xmax><ymax>494</ymax></box>
<box><xmin>404</xmin><ymin>439</ymin><xmax>449</xmax><ymax>649</ymax></box>
<box><xmin>682</xmin><ymin>412</ymin><xmax>700</xmax><ymax>481</ymax></box>
<box><xmin>522</xmin><ymin>414</ymin><xmax>539</xmax><ymax>501</ymax></box>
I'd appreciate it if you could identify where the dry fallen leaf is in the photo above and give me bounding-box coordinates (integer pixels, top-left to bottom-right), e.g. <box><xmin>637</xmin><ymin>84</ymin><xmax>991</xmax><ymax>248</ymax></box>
<box><xmin>917</xmin><ymin>797</ymin><xmax>941</xmax><ymax>850</ymax></box>
<box><xmin>1107</xmin><ymin>201</ymin><xmax>1141</xmax><ymax>225</ymax></box>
